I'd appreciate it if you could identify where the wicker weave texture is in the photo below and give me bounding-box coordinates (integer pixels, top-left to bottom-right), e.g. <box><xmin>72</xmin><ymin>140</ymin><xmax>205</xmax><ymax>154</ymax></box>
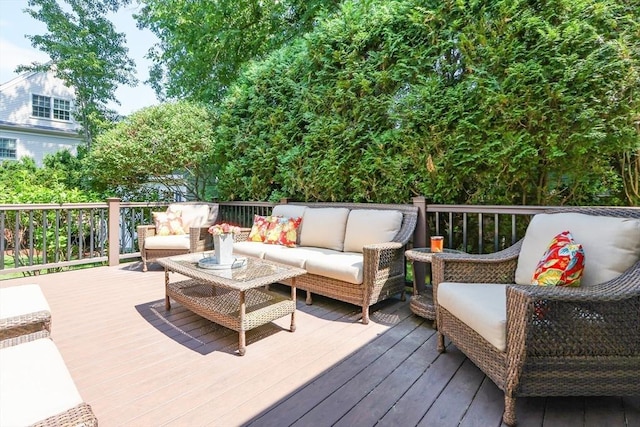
<box><xmin>433</xmin><ymin>207</ymin><xmax>640</xmax><ymax>426</ymax></box>
<box><xmin>167</xmin><ymin>280</ymin><xmax>296</xmax><ymax>332</ymax></box>
<box><xmin>0</xmin><ymin>310</ymin><xmax>51</xmax><ymax>341</ymax></box>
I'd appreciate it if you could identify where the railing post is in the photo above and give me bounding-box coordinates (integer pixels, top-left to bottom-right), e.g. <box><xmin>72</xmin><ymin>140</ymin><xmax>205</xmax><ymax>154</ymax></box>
<box><xmin>412</xmin><ymin>196</ymin><xmax>427</xmax><ymax>292</ymax></box>
<box><xmin>107</xmin><ymin>197</ymin><xmax>121</xmax><ymax>267</ymax></box>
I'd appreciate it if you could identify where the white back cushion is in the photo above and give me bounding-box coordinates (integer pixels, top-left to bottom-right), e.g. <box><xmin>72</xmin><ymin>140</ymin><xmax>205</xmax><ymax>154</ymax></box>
<box><xmin>299</xmin><ymin>208</ymin><xmax>350</xmax><ymax>251</ymax></box>
<box><xmin>168</xmin><ymin>204</ymin><xmax>216</xmax><ymax>229</ymax></box>
<box><xmin>515</xmin><ymin>213</ymin><xmax>640</xmax><ymax>287</ymax></box>
<box><xmin>343</xmin><ymin>209</ymin><xmax>403</xmax><ymax>253</ymax></box>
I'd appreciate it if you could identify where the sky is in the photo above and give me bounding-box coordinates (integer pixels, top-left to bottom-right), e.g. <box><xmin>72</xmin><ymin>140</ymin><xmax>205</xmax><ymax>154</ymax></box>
<box><xmin>0</xmin><ymin>0</ymin><xmax>160</xmax><ymax>115</ymax></box>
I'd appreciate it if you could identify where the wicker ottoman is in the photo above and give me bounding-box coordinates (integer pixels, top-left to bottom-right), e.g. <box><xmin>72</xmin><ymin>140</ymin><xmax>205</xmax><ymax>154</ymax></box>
<box><xmin>0</xmin><ymin>284</ymin><xmax>51</xmax><ymax>341</ymax></box>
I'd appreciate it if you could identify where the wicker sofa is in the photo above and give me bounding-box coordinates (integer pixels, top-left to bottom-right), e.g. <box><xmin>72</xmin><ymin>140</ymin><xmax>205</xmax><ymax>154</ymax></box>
<box><xmin>432</xmin><ymin>207</ymin><xmax>640</xmax><ymax>426</ymax></box>
<box><xmin>233</xmin><ymin>202</ymin><xmax>418</xmax><ymax>324</ymax></box>
<box><xmin>137</xmin><ymin>202</ymin><xmax>219</xmax><ymax>271</ymax></box>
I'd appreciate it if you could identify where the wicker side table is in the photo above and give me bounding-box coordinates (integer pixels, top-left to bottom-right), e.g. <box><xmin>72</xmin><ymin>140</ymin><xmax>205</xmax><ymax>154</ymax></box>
<box><xmin>405</xmin><ymin>248</ymin><xmax>463</xmax><ymax>320</ymax></box>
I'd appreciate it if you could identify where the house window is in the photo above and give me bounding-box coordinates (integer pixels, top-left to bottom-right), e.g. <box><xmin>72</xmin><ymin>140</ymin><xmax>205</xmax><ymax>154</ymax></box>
<box><xmin>0</xmin><ymin>138</ymin><xmax>17</xmax><ymax>159</ymax></box>
<box><xmin>53</xmin><ymin>98</ymin><xmax>71</xmax><ymax>120</ymax></box>
<box><xmin>32</xmin><ymin>94</ymin><xmax>51</xmax><ymax>118</ymax></box>
<box><xmin>32</xmin><ymin>94</ymin><xmax>72</xmax><ymax>121</ymax></box>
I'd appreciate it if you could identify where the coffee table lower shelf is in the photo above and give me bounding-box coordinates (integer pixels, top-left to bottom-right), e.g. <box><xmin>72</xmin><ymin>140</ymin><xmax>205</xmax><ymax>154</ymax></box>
<box><xmin>166</xmin><ymin>279</ymin><xmax>296</xmax><ymax>355</ymax></box>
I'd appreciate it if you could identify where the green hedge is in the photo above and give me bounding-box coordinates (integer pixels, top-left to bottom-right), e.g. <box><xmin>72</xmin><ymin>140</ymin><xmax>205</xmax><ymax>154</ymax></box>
<box><xmin>213</xmin><ymin>0</ymin><xmax>639</xmax><ymax>205</ymax></box>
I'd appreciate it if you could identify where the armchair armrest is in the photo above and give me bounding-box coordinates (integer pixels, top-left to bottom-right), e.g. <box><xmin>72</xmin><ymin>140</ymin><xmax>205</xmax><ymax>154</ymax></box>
<box><xmin>505</xmin><ymin>261</ymin><xmax>640</xmax><ymax>358</ymax></box>
<box><xmin>431</xmin><ymin>240</ymin><xmax>523</xmax><ymax>287</ymax></box>
<box><xmin>136</xmin><ymin>225</ymin><xmax>156</xmax><ymax>252</ymax></box>
<box><xmin>189</xmin><ymin>226</ymin><xmax>213</xmax><ymax>252</ymax></box>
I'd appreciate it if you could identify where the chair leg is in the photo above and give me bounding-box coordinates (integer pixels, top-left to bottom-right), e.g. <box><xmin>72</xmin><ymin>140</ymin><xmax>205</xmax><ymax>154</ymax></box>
<box><xmin>305</xmin><ymin>291</ymin><xmax>313</xmax><ymax>305</ymax></box>
<box><xmin>437</xmin><ymin>331</ymin><xmax>446</xmax><ymax>353</ymax></box>
<box><xmin>503</xmin><ymin>394</ymin><xmax>517</xmax><ymax>426</ymax></box>
<box><xmin>362</xmin><ymin>307</ymin><xmax>370</xmax><ymax>325</ymax></box>
<box><xmin>142</xmin><ymin>258</ymin><xmax>148</xmax><ymax>272</ymax></box>
<box><xmin>400</xmin><ymin>288</ymin><xmax>406</xmax><ymax>301</ymax></box>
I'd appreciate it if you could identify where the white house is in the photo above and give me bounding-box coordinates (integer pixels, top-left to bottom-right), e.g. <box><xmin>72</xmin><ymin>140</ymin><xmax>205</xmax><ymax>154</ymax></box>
<box><xmin>0</xmin><ymin>70</ymin><xmax>82</xmax><ymax>166</ymax></box>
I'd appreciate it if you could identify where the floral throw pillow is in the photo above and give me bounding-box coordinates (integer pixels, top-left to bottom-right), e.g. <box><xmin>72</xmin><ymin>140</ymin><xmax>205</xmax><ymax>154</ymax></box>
<box><xmin>264</xmin><ymin>216</ymin><xmax>303</xmax><ymax>247</ymax></box>
<box><xmin>248</xmin><ymin>215</ymin><xmax>272</xmax><ymax>242</ymax></box>
<box><xmin>531</xmin><ymin>231</ymin><xmax>585</xmax><ymax>287</ymax></box>
<box><xmin>152</xmin><ymin>211</ymin><xmax>186</xmax><ymax>236</ymax></box>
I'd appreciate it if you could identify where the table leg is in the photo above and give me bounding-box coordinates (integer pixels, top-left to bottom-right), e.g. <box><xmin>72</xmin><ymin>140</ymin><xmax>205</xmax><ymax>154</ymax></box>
<box><xmin>290</xmin><ymin>278</ymin><xmax>297</xmax><ymax>333</ymax></box>
<box><xmin>164</xmin><ymin>268</ymin><xmax>171</xmax><ymax>310</ymax></box>
<box><xmin>238</xmin><ymin>290</ymin><xmax>246</xmax><ymax>356</ymax></box>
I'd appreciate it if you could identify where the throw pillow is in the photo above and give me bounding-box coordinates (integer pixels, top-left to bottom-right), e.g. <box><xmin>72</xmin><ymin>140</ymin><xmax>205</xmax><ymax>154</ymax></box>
<box><xmin>531</xmin><ymin>231</ymin><xmax>585</xmax><ymax>287</ymax></box>
<box><xmin>248</xmin><ymin>215</ymin><xmax>272</xmax><ymax>242</ymax></box>
<box><xmin>264</xmin><ymin>216</ymin><xmax>303</xmax><ymax>247</ymax></box>
<box><xmin>152</xmin><ymin>211</ymin><xmax>186</xmax><ymax>236</ymax></box>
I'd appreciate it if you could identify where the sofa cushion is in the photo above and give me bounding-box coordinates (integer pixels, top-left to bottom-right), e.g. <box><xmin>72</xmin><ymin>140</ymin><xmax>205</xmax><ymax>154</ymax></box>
<box><xmin>515</xmin><ymin>213</ymin><xmax>640</xmax><ymax>287</ymax></box>
<box><xmin>264</xmin><ymin>216</ymin><xmax>303</xmax><ymax>247</ymax></box>
<box><xmin>272</xmin><ymin>205</ymin><xmax>308</xmax><ymax>244</ymax></box>
<box><xmin>248</xmin><ymin>215</ymin><xmax>271</xmax><ymax>242</ymax></box>
<box><xmin>438</xmin><ymin>283</ymin><xmax>507</xmax><ymax>352</ymax></box>
<box><xmin>305</xmin><ymin>252</ymin><xmax>364</xmax><ymax>284</ymax></box>
<box><xmin>532</xmin><ymin>231</ymin><xmax>585</xmax><ymax>287</ymax></box>
<box><xmin>144</xmin><ymin>234</ymin><xmax>191</xmax><ymax>250</ymax></box>
<box><xmin>0</xmin><ymin>284</ymin><xmax>50</xmax><ymax>321</ymax></box>
<box><xmin>153</xmin><ymin>211</ymin><xmax>186</xmax><ymax>236</ymax></box>
<box><xmin>299</xmin><ymin>208</ymin><xmax>350</xmax><ymax>251</ymax></box>
<box><xmin>233</xmin><ymin>241</ymin><xmax>285</xmax><ymax>259</ymax></box>
<box><xmin>168</xmin><ymin>203</ymin><xmax>216</xmax><ymax>229</ymax></box>
<box><xmin>0</xmin><ymin>338</ymin><xmax>84</xmax><ymax>426</ymax></box>
<box><xmin>343</xmin><ymin>209</ymin><xmax>403</xmax><ymax>253</ymax></box>
<box><xmin>265</xmin><ymin>246</ymin><xmax>337</xmax><ymax>268</ymax></box>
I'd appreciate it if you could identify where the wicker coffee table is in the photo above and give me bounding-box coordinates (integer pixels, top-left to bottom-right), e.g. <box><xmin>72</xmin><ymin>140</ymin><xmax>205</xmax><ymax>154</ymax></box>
<box><xmin>405</xmin><ymin>248</ymin><xmax>464</xmax><ymax>320</ymax></box>
<box><xmin>158</xmin><ymin>253</ymin><xmax>306</xmax><ymax>356</ymax></box>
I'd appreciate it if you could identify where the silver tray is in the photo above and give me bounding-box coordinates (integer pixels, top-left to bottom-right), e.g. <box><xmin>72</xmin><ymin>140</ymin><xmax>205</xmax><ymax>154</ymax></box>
<box><xmin>198</xmin><ymin>256</ymin><xmax>247</xmax><ymax>270</ymax></box>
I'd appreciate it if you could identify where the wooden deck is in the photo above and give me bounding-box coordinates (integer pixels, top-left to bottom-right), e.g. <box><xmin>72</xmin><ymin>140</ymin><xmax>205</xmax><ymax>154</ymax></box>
<box><xmin>2</xmin><ymin>262</ymin><xmax>639</xmax><ymax>427</ymax></box>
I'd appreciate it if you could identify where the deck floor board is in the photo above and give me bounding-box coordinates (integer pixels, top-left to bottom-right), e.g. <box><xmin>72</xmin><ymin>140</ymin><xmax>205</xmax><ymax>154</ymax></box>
<box><xmin>1</xmin><ymin>262</ymin><xmax>635</xmax><ymax>426</ymax></box>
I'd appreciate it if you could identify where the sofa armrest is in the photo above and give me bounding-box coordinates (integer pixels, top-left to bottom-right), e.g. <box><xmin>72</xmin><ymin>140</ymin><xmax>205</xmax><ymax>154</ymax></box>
<box><xmin>362</xmin><ymin>242</ymin><xmax>404</xmax><ymax>284</ymax></box>
<box><xmin>136</xmin><ymin>225</ymin><xmax>156</xmax><ymax>252</ymax></box>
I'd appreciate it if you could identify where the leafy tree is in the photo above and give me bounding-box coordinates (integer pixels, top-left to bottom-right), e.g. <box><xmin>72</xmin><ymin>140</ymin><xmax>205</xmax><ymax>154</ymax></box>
<box><xmin>136</xmin><ymin>0</ymin><xmax>341</xmax><ymax>103</ymax></box>
<box><xmin>87</xmin><ymin>101</ymin><xmax>217</xmax><ymax>201</ymax></box>
<box><xmin>213</xmin><ymin>0</ymin><xmax>639</xmax><ymax>206</ymax></box>
<box><xmin>18</xmin><ymin>0</ymin><xmax>138</xmax><ymax>147</ymax></box>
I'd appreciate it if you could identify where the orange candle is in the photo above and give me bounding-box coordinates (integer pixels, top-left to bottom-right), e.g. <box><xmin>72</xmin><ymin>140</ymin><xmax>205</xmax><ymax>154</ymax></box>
<box><xmin>430</xmin><ymin>236</ymin><xmax>444</xmax><ymax>252</ymax></box>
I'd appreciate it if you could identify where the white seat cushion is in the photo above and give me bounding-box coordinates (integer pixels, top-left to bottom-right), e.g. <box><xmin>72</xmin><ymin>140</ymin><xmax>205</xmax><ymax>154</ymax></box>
<box><xmin>0</xmin><ymin>284</ymin><xmax>50</xmax><ymax>320</ymax></box>
<box><xmin>305</xmin><ymin>252</ymin><xmax>364</xmax><ymax>284</ymax></box>
<box><xmin>0</xmin><ymin>338</ymin><xmax>84</xmax><ymax>426</ymax></box>
<box><xmin>343</xmin><ymin>209</ymin><xmax>403</xmax><ymax>253</ymax></box>
<box><xmin>515</xmin><ymin>213</ymin><xmax>640</xmax><ymax>287</ymax></box>
<box><xmin>438</xmin><ymin>283</ymin><xmax>507</xmax><ymax>352</ymax></box>
<box><xmin>233</xmin><ymin>241</ymin><xmax>286</xmax><ymax>259</ymax></box>
<box><xmin>299</xmin><ymin>208</ymin><xmax>350</xmax><ymax>251</ymax></box>
<box><xmin>265</xmin><ymin>246</ymin><xmax>338</xmax><ymax>268</ymax></box>
<box><xmin>144</xmin><ymin>234</ymin><xmax>191</xmax><ymax>250</ymax></box>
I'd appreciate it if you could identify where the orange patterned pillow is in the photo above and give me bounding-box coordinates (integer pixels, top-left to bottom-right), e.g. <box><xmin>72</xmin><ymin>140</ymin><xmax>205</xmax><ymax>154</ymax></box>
<box><xmin>152</xmin><ymin>211</ymin><xmax>186</xmax><ymax>236</ymax></box>
<box><xmin>248</xmin><ymin>215</ymin><xmax>272</xmax><ymax>242</ymax></box>
<box><xmin>532</xmin><ymin>231</ymin><xmax>585</xmax><ymax>287</ymax></box>
<box><xmin>264</xmin><ymin>216</ymin><xmax>302</xmax><ymax>247</ymax></box>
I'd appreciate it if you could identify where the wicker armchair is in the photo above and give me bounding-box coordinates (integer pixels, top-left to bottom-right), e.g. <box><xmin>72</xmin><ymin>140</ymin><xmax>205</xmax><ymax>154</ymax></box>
<box><xmin>431</xmin><ymin>207</ymin><xmax>640</xmax><ymax>426</ymax></box>
<box><xmin>137</xmin><ymin>202</ymin><xmax>219</xmax><ymax>271</ymax></box>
